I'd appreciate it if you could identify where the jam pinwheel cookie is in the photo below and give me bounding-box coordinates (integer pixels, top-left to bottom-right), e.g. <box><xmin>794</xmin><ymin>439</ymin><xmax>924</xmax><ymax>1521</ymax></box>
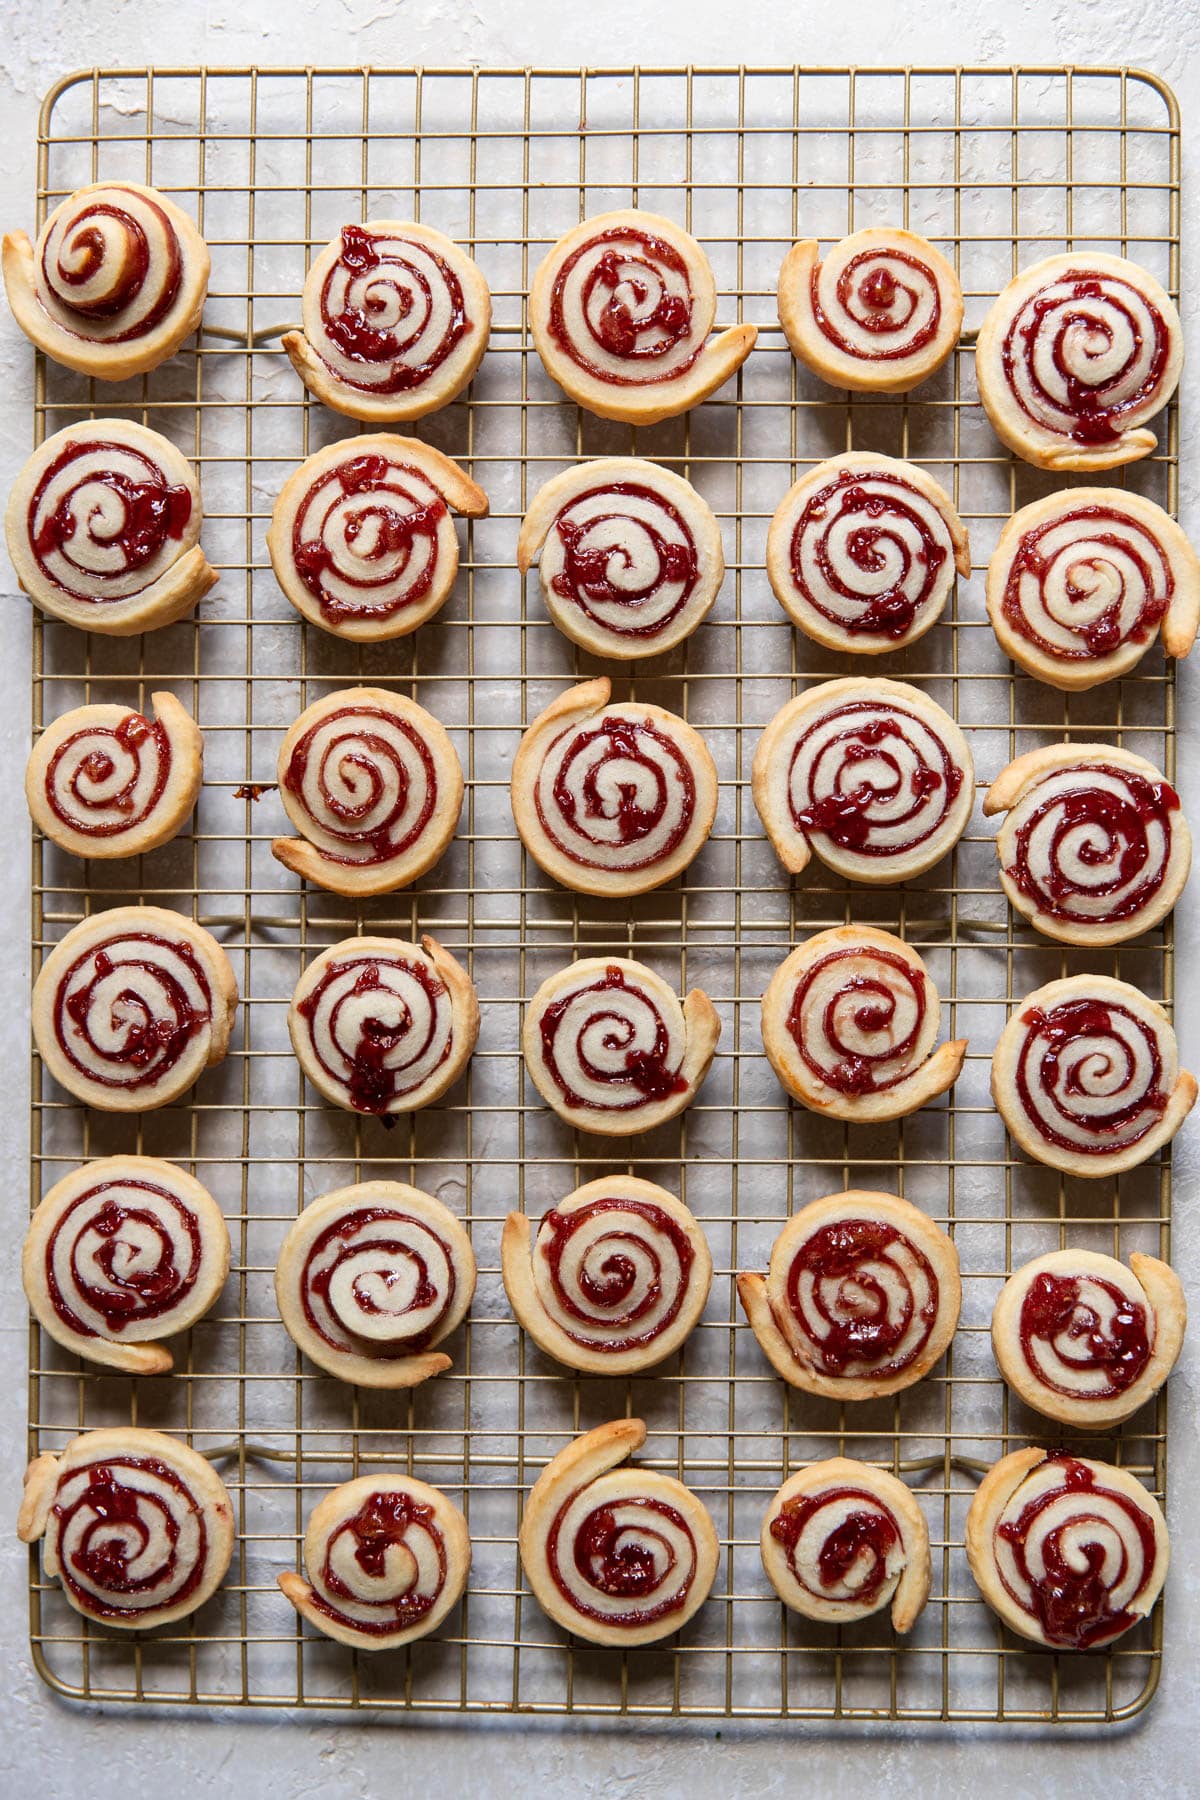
<box><xmin>22</xmin><ymin>1156</ymin><xmax>230</xmax><ymax>1376</ymax></box>
<box><xmin>282</xmin><ymin>220</ymin><xmax>490</xmax><ymax>423</ymax></box>
<box><xmin>279</xmin><ymin>1474</ymin><xmax>471</xmax><ymax>1649</ymax></box>
<box><xmin>992</xmin><ymin>1249</ymin><xmax>1185</xmax><ymax>1430</ymax></box>
<box><xmin>991</xmin><ymin>974</ymin><xmax>1196</xmax><ymax>1178</ymax></box>
<box><xmin>529</xmin><ymin>209</ymin><xmax>757</xmax><ymax>425</ymax></box>
<box><xmin>778</xmin><ymin>228</ymin><xmax>962</xmax><ymax>394</ymax></box>
<box><xmin>752</xmin><ymin>678</ymin><xmax>974</xmax><ymax>884</ymax></box>
<box><xmin>519</xmin><ymin>1418</ymin><xmax>719</xmax><ymax>1647</ymax></box>
<box><xmin>33</xmin><ymin>906</ymin><xmax>238</xmax><ymax>1112</ymax></box>
<box><xmin>502</xmin><ymin>1176</ymin><xmax>712</xmax><ymax>1375</ymax></box>
<box><xmin>288</xmin><ymin>933</ymin><xmax>478</xmax><ymax>1118</ymax></box>
<box><xmin>3</xmin><ymin>181</ymin><xmax>210</xmax><ymax>379</ymax></box>
<box><xmin>986</xmin><ymin>489</ymin><xmax>1200</xmax><ymax>690</ymax></box>
<box><xmin>517</xmin><ymin>457</ymin><xmax>724</xmax><ymax>659</ymax></box>
<box><xmin>761</xmin><ymin>1458</ymin><xmax>931</xmax><ymax>1631</ymax></box>
<box><xmin>26</xmin><ymin>691</ymin><xmax>202</xmax><ymax>860</ymax></box>
<box><xmin>965</xmin><ymin>1448</ymin><xmax>1169</xmax><ymax>1650</ymax></box>
<box><xmin>737</xmin><ymin>1191</ymin><xmax>961</xmax><ymax>1400</ymax></box>
<box><xmin>18</xmin><ymin>1427</ymin><xmax>234</xmax><ymax>1629</ymax></box>
<box><xmin>6</xmin><ymin>420</ymin><xmax>217</xmax><ymax>635</ymax></box>
<box><xmin>523</xmin><ymin>956</ymin><xmax>720</xmax><ymax>1137</ymax></box>
<box><xmin>762</xmin><ymin>926</ymin><xmax>966</xmax><ymax>1122</ymax></box>
<box><xmin>975</xmin><ymin>253</ymin><xmax>1183</xmax><ymax>471</ymax></box>
<box><xmin>766</xmin><ymin>453</ymin><xmax>969</xmax><ymax>653</ymax></box>
<box><xmin>272</xmin><ymin>686</ymin><xmax>462</xmax><ymax>897</ymax></box>
<box><xmin>511</xmin><ymin>678</ymin><xmax>718</xmax><ymax>897</ymax></box>
<box><xmin>267</xmin><ymin>433</ymin><xmax>488</xmax><ymax>642</ymax></box>
<box><xmin>275</xmin><ymin>1180</ymin><xmax>475</xmax><ymax>1389</ymax></box>
<box><xmin>985</xmin><ymin>744</ymin><xmax>1191</xmax><ymax>946</ymax></box>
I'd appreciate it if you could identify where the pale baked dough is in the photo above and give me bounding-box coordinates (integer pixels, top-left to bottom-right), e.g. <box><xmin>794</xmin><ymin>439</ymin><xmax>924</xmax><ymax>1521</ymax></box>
<box><xmin>761</xmin><ymin>1458</ymin><xmax>931</xmax><ymax>1631</ymax></box>
<box><xmin>283</xmin><ymin>220</ymin><xmax>490</xmax><ymax>422</ymax></box>
<box><xmin>737</xmin><ymin>1190</ymin><xmax>961</xmax><ymax>1401</ymax></box>
<box><xmin>511</xmin><ymin>677</ymin><xmax>718</xmax><ymax>896</ymax></box>
<box><xmin>985</xmin><ymin>742</ymin><xmax>1191</xmax><ymax>945</ymax></box>
<box><xmin>991</xmin><ymin>973</ymin><xmax>1197</xmax><ymax>1177</ymax></box>
<box><xmin>991</xmin><ymin>1248</ymin><xmax>1185</xmax><ymax>1430</ymax></box>
<box><xmin>6</xmin><ymin>420</ymin><xmax>217</xmax><ymax>635</ymax></box>
<box><xmin>522</xmin><ymin>954</ymin><xmax>720</xmax><ymax>1137</ymax></box>
<box><xmin>26</xmin><ymin>691</ymin><xmax>202</xmax><ymax>859</ymax></box>
<box><xmin>18</xmin><ymin>1427</ymin><xmax>235</xmax><ymax>1628</ymax></box>
<box><xmin>761</xmin><ymin>925</ymin><xmax>966</xmax><ymax>1122</ymax></box>
<box><xmin>975</xmin><ymin>252</ymin><xmax>1183</xmax><ymax>471</ymax></box>
<box><xmin>275</xmin><ymin>1179</ymin><xmax>475</xmax><ymax>1389</ymax></box>
<box><xmin>279</xmin><ymin>1473</ymin><xmax>471</xmax><ymax>1648</ymax></box>
<box><xmin>3</xmin><ymin>180</ymin><xmax>210</xmax><ymax>379</ymax></box>
<box><xmin>288</xmin><ymin>932</ymin><xmax>478</xmax><ymax>1118</ymax></box>
<box><xmin>502</xmin><ymin>1175</ymin><xmax>713</xmax><ymax>1375</ymax></box>
<box><xmin>766</xmin><ymin>452</ymin><xmax>969</xmax><ymax>653</ymax></box>
<box><xmin>752</xmin><ymin>677</ymin><xmax>974</xmax><ymax>884</ymax></box>
<box><xmin>518</xmin><ymin>1418</ymin><xmax>719</xmax><ymax>1647</ymax></box>
<box><xmin>985</xmin><ymin>488</ymin><xmax>1200</xmax><ymax>689</ymax></box>
<box><xmin>964</xmin><ymin>1447</ymin><xmax>1170</xmax><ymax>1649</ymax></box>
<box><xmin>272</xmin><ymin>685</ymin><xmax>463</xmax><ymax>896</ymax></box>
<box><xmin>267</xmin><ymin>433</ymin><xmax>488</xmax><ymax>642</ymax></box>
<box><xmin>32</xmin><ymin>905</ymin><xmax>238</xmax><ymax>1112</ymax></box>
<box><xmin>529</xmin><ymin>209</ymin><xmax>756</xmax><ymax>424</ymax></box>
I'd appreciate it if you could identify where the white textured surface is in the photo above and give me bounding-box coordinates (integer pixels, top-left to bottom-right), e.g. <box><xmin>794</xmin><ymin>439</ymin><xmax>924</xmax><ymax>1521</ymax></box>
<box><xmin>3</xmin><ymin>1</ymin><xmax>1200</xmax><ymax>1792</ymax></box>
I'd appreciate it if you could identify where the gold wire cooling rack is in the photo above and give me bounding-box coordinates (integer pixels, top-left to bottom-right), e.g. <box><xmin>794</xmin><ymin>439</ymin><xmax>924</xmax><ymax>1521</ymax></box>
<box><xmin>23</xmin><ymin>64</ymin><xmax>1182</xmax><ymax>1725</ymax></box>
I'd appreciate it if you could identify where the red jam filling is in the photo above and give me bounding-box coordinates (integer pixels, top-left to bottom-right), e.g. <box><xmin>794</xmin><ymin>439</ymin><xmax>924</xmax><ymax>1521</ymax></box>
<box><xmin>300</xmin><ymin>1205</ymin><xmax>450</xmax><ymax>1356</ymax></box>
<box><xmin>547</xmin><ymin>1492</ymin><xmax>694</xmax><ymax>1625</ymax></box>
<box><xmin>547</xmin><ymin>227</ymin><xmax>700</xmax><ymax>386</ymax></box>
<box><xmin>316</xmin><ymin>223</ymin><xmax>469</xmax><ymax>392</ymax></box>
<box><xmin>789</xmin><ymin>704</ymin><xmax>961</xmax><ymax>856</ymax></box>
<box><xmin>552</xmin><ymin>481</ymin><xmax>699</xmax><ymax>635</ymax></box>
<box><xmin>1019</xmin><ymin>1270</ymin><xmax>1151</xmax><ymax>1397</ymax></box>
<box><xmin>1001</xmin><ymin>505</ymin><xmax>1169</xmax><ymax>660</ymax></box>
<box><xmin>781</xmin><ymin>1218</ymin><xmax>938</xmax><ymax>1376</ymax></box>
<box><xmin>538</xmin><ymin>964</ymin><xmax>687</xmax><ymax>1111</ymax></box>
<box><xmin>313</xmin><ymin>1488</ymin><xmax>446</xmax><ymax>1634</ymax></box>
<box><xmin>41</xmin><ymin>188</ymin><xmax>182</xmax><ymax>343</ymax></box>
<box><xmin>45</xmin><ymin>712</ymin><xmax>169</xmax><ymax>835</ymax></box>
<box><xmin>537</xmin><ymin>714</ymin><xmax>695</xmax><ymax>870</ymax></box>
<box><xmin>51</xmin><ymin>1456</ymin><xmax>206</xmax><ymax>1620</ymax></box>
<box><xmin>1007</xmin><ymin>764</ymin><xmax>1179</xmax><ymax>922</ymax></box>
<box><xmin>291</xmin><ymin>455</ymin><xmax>446</xmax><ymax>624</ymax></box>
<box><xmin>787</xmin><ymin>945</ymin><xmax>926</xmax><ymax>1095</ymax></box>
<box><xmin>791</xmin><ymin>469</ymin><xmax>948</xmax><ymax>639</ymax></box>
<box><xmin>769</xmin><ymin>1486</ymin><xmax>901</xmax><ymax>1603</ymax></box>
<box><xmin>810</xmin><ymin>248</ymin><xmax>941</xmax><ymax>360</ymax></box>
<box><xmin>45</xmin><ymin>1178</ymin><xmax>202</xmax><ymax>1337</ymax></box>
<box><xmin>53</xmin><ymin>932</ymin><xmax>212</xmax><ymax>1090</ymax></box>
<box><xmin>1015</xmin><ymin>997</ymin><xmax>1167</xmax><ymax>1154</ymax></box>
<box><xmin>296</xmin><ymin>955</ymin><xmax>449</xmax><ymax>1115</ymax></box>
<box><xmin>1001</xmin><ymin>273</ymin><xmax>1169</xmax><ymax>446</ymax></box>
<box><xmin>283</xmin><ymin>706</ymin><xmax>437</xmax><ymax>864</ymax></box>
<box><xmin>30</xmin><ymin>439</ymin><xmax>191</xmax><ymax>591</ymax></box>
<box><xmin>538</xmin><ymin>1197</ymin><xmax>694</xmax><ymax>1350</ymax></box>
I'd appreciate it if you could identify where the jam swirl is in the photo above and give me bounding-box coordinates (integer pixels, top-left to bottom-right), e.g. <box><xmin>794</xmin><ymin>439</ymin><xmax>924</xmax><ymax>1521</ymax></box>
<box><xmin>282</xmin><ymin>704</ymin><xmax>438</xmax><ymax>868</ymax></box>
<box><xmin>51</xmin><ymin>929</ymin><xmax>213</xmax><ymax>1094</ymax></box>
<box><xmin>534</xmin><ymin>1196</ymin><xmax>696</xmax><ymax>1354</ymax></box>
<box><xmin>1018</xmin><ymin>1268</ymin><xmax>1152</xmax><ymax>1400</ymax></box>
<box><xmin>310</xmin><ymin>1487</ymin><xmax>449</xmax><ymax>1636</ymax></box>
<box><xmin>786</xmin><ymin>467</ymin><xmax>952</xmax><ymax>641</ymax></box>
<box><xmin>786</xmin><ymin>944</ymin><xmax>930</xmax><ymax>1096</ymax></box>
<box><xmin>769</xmin><ymin>1485</ymin><xmax>903</xmax><ymax>1608</ymax></box>
<box><xmin>547</xmin><ymin>225</ymin><xmax>703</xmax><ymax>386</ymax></box>
<box><xmin>44</xmin><ymin>711</ymin><xmax>170</xmax><ymax>839</ymax></box>
<box><xmin>786</xmin><ymin>698</ymin><xmax>963</xmax><ymax>860</ymax></box>
<box><xmin>546</xmin><ymin>480</ymin><xmax>700</xmax><ymax>639</ymax></box>
<box><xmin>999</xmin><ymin>503</ymin><xmax>1173</xmax><ymax>663</ymax></box>
<box><xmin>774</xmin><ymin>1217</ymin><xmax>939</xmax><ymax>1379</ymax></box>
<box><xmin>295</xmin><ymin>950</ymin><xmax>452</xmax><ymax>1115</ymax></box>
<box><xmin>298</xmin><ymin>1204</ymin><xmax>458</xmax><ymax>1361</ymax></box>
<box><xmin>1012</xmin><ymin>994</ymin><xmax>1170</xmax><ymax>1157</ymax></box>
<box><xmin>547</xmin><ymin>1487</ymin><xmax>699</xmax><ymax>1628</ymax></box>
<box><xmin>999</xmin><ymin>268</ymin><xmax>1172</xmax><ymax>447</ymax></box>
<box><xmin>1003</xmin><ymin>761</ymin><xmax>1180</xmax><ymax>927</ymax></box>
<box><xmin>289</xmin><ymin>450</ymin><xmax>448</xmax><ymax>625</ymax></box>
<box><xmin>37</xmin><ymin>185</ymin><xmax>183</xmax><ymax>346</ymax></box>
<box><xmin>309</xmin><ymin>224</ymin><xmax>469</xmax><ymax>395</ymax></box>
<box><xmin>49</xmin><ymin>1454</ymin><xmax>210</xmax><ymax>1622</ymax></box>
<box><xmin>534</xmin><ymin>713</ymin><xmax>696</xmax><ymax>873</ymax></box>
<box><xmin>43</xmin><ymin>1174</ymin><xmax>204</xmax><ymax>1341</ymax></box>
<box><xmin>536</xmin><ymin>964</ymin><xmax>687</xmax><ymax>1114</ymax></box>
<box><xmin>811</xmin><ymin>246</ymin><xmax>943</xmax><ymax>362</ymax></box>
<box><xmin>27</xmin><ymin>436</ymin><xmax>192</xmax><ymax>606</ymax></box>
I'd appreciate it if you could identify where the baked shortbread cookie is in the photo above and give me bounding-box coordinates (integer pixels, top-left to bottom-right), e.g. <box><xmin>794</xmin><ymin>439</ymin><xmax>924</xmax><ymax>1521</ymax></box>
<box><xmin>26</xmin><ymin>691</ymin><xmax>202</xmax><ymax>859</ymax></box>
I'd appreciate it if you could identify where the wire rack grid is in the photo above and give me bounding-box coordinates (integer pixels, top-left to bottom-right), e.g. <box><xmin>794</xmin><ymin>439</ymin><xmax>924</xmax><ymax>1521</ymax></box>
<box><xmin>22</xmin><ymin>63</ymin><xmax>1182</xmax><ymax>1725</ymax></box>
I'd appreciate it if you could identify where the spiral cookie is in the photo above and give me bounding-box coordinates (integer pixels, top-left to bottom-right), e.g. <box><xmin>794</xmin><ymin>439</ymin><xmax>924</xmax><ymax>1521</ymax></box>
<box><xmin>3</xmin><ymin>181</ymin><xmax>209</xmax><ymax>379</ymax></box>
<box><xmin>761</xmin><ymin>926</ymin><xmax>966</xmax><ymax>1122</ymax></box>
<box><xmin>965</xmin><ymin>1448</ymin><xmax>1169</xmax><ymax>1650</ymax></box>
<box><xmin>517</xmin><ymin>457</ymin><xmax>724</xmax><ymax>659</ymax></box>
<box><xmin>761</xmin><ymin>1459</ymin><xmax>931</xmax><ymax>1631</ymax></box>
<box><xmin>986</xmin><ymin>489</ymin><xmax>1200</xmax><ymax>689</ymax></box>
<box><xmin>502</xmin><ymin>1177</ymin><xmax>712</xmax><ymax>1375</ymax></box>
<box><xmin>778</xmin><ymin>227</ymin><xmax>962</xmax><ymax>393</ymax></box>
<box><xmin>986</xmin><ymin>744</ymin><xmax>1191</xmax><ymax>945</ymax></box>
<box><xmin>33</xmin><ymin>906</ymin><xmax>238</xmax><ymax>1112</ymax></box>
<box><xmin>512</xmin><ymin>678</ymin><xmax>718</xmax><ymax>897</ymax></box>
<box><xmin>523</xmin><ymin>956</ymin><xmax>720</xmax><ymax>1137</ymax></box>
<box><xmin>992</xmin><ymin>1249</ymin><xmax>1185</xmax><ymax>1430</ymax></box>
<box><xmin>18</xmin><ymin>1427</ymin><xmax>234</xmax><ymax>1628</ymax></box>
<box><xmin>991</xmin><ymin>974</ymin><xmax>1196</xmax><ymax>1178</ymax></box>
<box><xmin>267</xmin><ymin>434</ymin><xmax>488</xmax><ymax>642</ymax></box>
<box><xmin>737</xmin><ymin>1191</ymin><xmax>961</xmax><ymax>1400</ymax></box>
<box><xmin>272</xmin><ymin>686</ymin><xmax>462</xmax><ymax>896</ymax></box>
<box><xmin>282</xmin><ymin>220</ymin><xmax>490</xmax><ymax>423</ymax></box>
<box><xmin>6</xmin><ymin>421</ymin><xmax>217</xmax><ymax>635</ymax></box>
<box><xmin>26</xmin><ymin>692</ymin><xmax>202</xmax><ymax>860</ymax></box>
<box><xmin>22</xmin><ymin>1156</ymin><xmax>229</xmax><ymax>1376</ymax></box>
<box><xmin>529</xmin><ymin>209</ymin><xmax>757</xmax><ymax>424</ymax></box>
<box><xmin>975</xmin><ymin>253</ymin><xmax>1183</xmax><ymax>471</ymax></box>
<box><xmin>752</xmin><ymin>678</ymin><xmax>974</xmax><ymax>884</ymax></box>
<box><xmin>766</xmin><ymin>454</ymin><xmax>969</xmax><ymax>653</ymax></box>
<box><xmin>519</xmin><ymin>1418</ymin><xmax>719</xmax><ymax>1647</ymax></box>
<box><xmin>279</xmin><ymin>1474</ymin><xmax>471</xmax><ymax>1648</ymax></box>
<box><xmin>289</xmin><ymin>933</ymin><xmax>478</xmax><ymax>1118</ymax></box>
<box><xmin>275</xmin><ymin>1180</ymin><xmax>475</xmax><ymax>1388</ymax></box>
